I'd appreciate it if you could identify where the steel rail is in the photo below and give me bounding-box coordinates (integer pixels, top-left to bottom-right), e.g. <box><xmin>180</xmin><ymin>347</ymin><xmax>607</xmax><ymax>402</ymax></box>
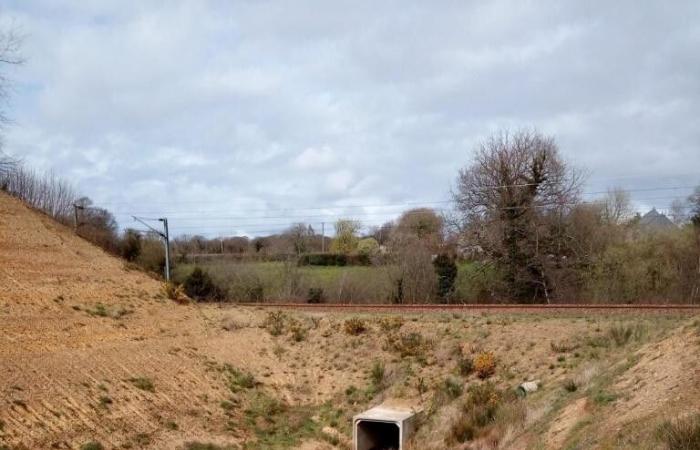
<box><xmin>237</xmin><ymin>302</ymin><xmax>700</xmax><ymax>313</ymax></box>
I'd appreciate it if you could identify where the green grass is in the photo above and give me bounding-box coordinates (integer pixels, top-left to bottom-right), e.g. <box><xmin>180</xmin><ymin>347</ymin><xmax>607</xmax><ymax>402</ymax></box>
<box><xmin>80</xmin><ymin>442</ymin><xmax>104</xmax><ymax>450</ymax></box>
<box><xmin>173</xmin><ymin>260</ymin><xmax>495</xmax><ymax>303</ymax></box>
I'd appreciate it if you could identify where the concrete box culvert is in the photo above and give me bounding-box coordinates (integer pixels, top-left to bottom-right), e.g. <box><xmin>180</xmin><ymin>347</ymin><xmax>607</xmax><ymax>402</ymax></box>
<box><xmin>353</xmin><ymin>406</ymin><xmax>419</xmax><ymax>450</ymax></box>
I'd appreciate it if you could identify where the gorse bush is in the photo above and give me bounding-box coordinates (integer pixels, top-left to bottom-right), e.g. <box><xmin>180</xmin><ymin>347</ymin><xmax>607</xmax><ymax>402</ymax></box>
<box><xmin>474</xmin><ymin>352</ymin><xmax>496</xmax><ymax>379</ymax></box>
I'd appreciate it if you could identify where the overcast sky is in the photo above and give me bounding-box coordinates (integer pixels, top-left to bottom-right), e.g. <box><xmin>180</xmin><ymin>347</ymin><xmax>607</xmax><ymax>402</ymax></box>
<box><xmin>2</xmin><ymin>1</ymin><xmax>699</xmax><ymax>236</ymax></box>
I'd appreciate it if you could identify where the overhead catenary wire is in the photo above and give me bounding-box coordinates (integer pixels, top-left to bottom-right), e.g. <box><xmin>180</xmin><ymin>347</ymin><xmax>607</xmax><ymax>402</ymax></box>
<box><xmin>93</xmin><ymin>183</ymin><xmax>698</xmax><ymax>213</ymax></box>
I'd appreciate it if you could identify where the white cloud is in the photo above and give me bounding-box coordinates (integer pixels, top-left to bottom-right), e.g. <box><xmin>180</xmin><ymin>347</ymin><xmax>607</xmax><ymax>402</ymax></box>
<box><xmin>292</xmin><ymin>146</ymin><xmax>338</xmax><ymax>170</ymax></box>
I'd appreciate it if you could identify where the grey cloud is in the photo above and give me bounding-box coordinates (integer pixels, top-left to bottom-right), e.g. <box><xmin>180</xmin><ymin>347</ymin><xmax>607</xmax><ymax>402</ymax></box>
<box><xmin>2</xmin><ymin>0</ymin><xmax>699</xmax><ymax>236</ymax></box>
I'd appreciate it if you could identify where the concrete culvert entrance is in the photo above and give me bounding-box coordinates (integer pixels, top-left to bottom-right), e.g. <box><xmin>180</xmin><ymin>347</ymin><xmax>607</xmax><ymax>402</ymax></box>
<box><xmin>353</xmin><ymin>405</ymin><xmax>419</xmax><ymax>450</ymax></box>
<box><xmin>355</xmin><ymin>420</ymin><xmax>400</xmax><ymax>450</ymax></box>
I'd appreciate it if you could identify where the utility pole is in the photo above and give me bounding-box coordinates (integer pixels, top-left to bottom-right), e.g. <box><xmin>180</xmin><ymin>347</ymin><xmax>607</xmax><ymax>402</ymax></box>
<box><xmin>160</xmin><ymin>218</ymin><xmax>171</xmax><ymax>282</ymax></box>
<box><xmin>321</xmin><ymin>222</ymin><xmax>325</xmax><ymax>253</ymax></box>
<box><xmin>133</xmin><ymin>216</ymin><xmax>171</xmax><ymax>282</ymax></box>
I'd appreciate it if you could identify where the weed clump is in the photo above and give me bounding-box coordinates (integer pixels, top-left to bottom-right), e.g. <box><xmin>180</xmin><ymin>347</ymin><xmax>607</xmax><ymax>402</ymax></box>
<box><xmin>609</xmin><ymin>322</ymin><xmax>646</xmax><ymax>346</ymax></box>
<box><xmin>263</xmin><ymin>311</ymin><xmax>287</xmax><ymax>336</ymax></box>
<box><xmin>474</xmin><ymin>352</ymin><xmax>496</xmax><ymax>379</ymax></box>
<box><xmin>223</xmin><ymin>364</ymin><xmax>256</xmax><ymax>393</ymax></box>
<box><xmin>377</xmin><ymin>316</ymin><xmax>404</xmax><ymax>332</ymax></box>
<box><xmin>288</xmin><ymin>319</ymin><xmax>308</xmax><ymax>342</ymax></box>
<box><xmin>128</xmin><ymin>377</ymin><xmax>155</xmax><ymax>392</ymax></box>
<box><xmin>80</xmin><ymin>442</ymin><xmax>104</xmax><ymax>450</ymax></box>
<box><xmin>447</xmin><ymin>382</ymin><xmax>504</xmax><ymax>445</ymax></box>
<box><xmin>563</xmin><ymin>379</ymin><xmax>578</xmax><ymax>392</ymax></box>
<box><xmin>387</xmin><ymin>331</ymin><xmax>429</xmax><ymax>358</ymax></box>
<box><xmin>656</xmin><ymin>413</ymin><xmax>700</xmax><ymax>450</ymax></box>
<box><xmin>184</xmin><ymin>443</ymin><xmax>237</xmax><ymax>450</ymax></box>
<box><xmin>163</xmin><ymin>282</ymin><xmax>187</xmax><ymax>303</ymax></box>
<box><xmin>457</xmin><ymin>356</ymin><xmax>474</xmax><ymax>376</ymax></box>
<box><xmin>370</xmin><ymin>360</ymin><xmax>385</xmax><ymax>389</ymax></box>
<box><xmin>344</xmin><ymin>317</ymin><xmax>367</xmax><ymax>336</ymax></box>
<box><xmin>443</xmin><ymin>377</ymin><xmax>464</xmax><ymax>399</ymax></box>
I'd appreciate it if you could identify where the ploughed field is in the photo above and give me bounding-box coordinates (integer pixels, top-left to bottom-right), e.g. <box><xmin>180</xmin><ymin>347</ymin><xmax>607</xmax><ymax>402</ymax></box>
<box><xmin>1</xmin><ymin>192</ymin><xmax>699</xmax><ymax>449</ymax></box>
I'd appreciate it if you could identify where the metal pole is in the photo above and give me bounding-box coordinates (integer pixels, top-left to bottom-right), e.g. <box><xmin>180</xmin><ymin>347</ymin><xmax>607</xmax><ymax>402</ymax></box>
<box><xmin>161</xmin><ymin>218</ymin><xmax>171</xmax><ymax>282</ymax></box>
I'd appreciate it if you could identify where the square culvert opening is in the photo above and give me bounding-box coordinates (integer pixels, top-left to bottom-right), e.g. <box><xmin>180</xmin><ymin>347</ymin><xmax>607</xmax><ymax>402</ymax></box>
<box><xmin>355</xmin><ymin>420</ymin><xmax>400</xmax><ymax>450</ymax></box>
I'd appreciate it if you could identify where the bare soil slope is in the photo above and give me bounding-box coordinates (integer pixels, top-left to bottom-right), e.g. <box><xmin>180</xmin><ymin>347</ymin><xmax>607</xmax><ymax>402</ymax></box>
<box><xmin>1</xmin><ymin>192</ymin><xmax>698</xmax><ymax>450</ymax></box>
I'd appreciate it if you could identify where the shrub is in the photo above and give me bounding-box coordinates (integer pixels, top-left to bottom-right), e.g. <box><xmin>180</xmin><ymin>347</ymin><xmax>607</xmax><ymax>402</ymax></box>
<box><xmin>120</xmin><ymin>229</ymin><xmax>141</xmax><ymax>261</ymax></box>
<box><xmin>357</xmin><ymin>237</ymin><xmax>380</xmax><ymax>256</ymax></box>
<box><xmin>387</xmin><ymin>332</ymin><xmax>428</xmax><ymax>358</ymax></box>
<box><xmin>306</xmin><ymin>287</ymin><xmax>325</xmax><ymax>304</ymax></box>
<box><xmin>263</xmin><ymin>311</ymin><xmax>287</xmax><ymax>336</ymax></box>
<box><xmin>446</xmin><ymin>382</ymin><xmax>502</xmax><ymax>445</ymax></box>
<box><xmin>183</xmin><ymin>267</ymin><xmax>223</xmax><ymax>301</ymax></box>
<box><xmin>344</xmin><ymin>317</ymin><xmax>367</xmax><ymax>336</ymax></box>
<box><xmin>457</xmin><ymin>356</ymin><xmax>474</xmax><ymax>376</ymax></box>
<box><xmin>474</xmin><ymin>352</ymin><xmax>496</xmax><ymax>379</ymax></box>
<box><xmin>657</xmin><ymin>413</ymin><xmax>700</xmax><ymax>450</ymax></box>
<box><xmin>433</xmin><ymin>253</ymin><xmax>458</xmax><ymax>302</ymax></box>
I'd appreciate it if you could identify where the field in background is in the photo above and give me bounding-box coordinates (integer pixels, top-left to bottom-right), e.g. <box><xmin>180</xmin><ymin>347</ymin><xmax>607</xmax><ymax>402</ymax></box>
<box><xmin>172</xmin><ymin>260</ymin><xmax>497</xmax><ymax>304</ymax></box>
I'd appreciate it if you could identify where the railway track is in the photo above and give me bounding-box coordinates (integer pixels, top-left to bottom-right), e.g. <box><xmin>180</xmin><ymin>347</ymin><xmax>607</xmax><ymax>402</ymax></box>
<box><xmin>238</xmin><ymin>302</ymin><xmax>700</xmax><ymax>314</ymax></box>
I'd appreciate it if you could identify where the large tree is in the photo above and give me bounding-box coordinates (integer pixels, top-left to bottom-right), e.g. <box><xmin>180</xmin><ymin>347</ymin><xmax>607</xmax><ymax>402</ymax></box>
<box><xmin>453</xmin><ymin>129</ymin><xmax>583</xmax><ymax>302</ymax></box>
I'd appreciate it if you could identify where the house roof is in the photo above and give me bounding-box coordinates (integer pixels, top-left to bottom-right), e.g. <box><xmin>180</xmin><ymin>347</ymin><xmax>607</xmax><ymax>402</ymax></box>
<box><xmin>639</xmin><ymin>208</ymin><xmax>676</xmax><ymax>230</ymax></box>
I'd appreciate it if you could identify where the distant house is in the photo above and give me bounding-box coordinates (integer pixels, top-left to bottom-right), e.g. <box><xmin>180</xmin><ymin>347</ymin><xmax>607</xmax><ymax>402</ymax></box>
<box><xmin>639</xmin><ymin>208</ymin><xmax>676</xmax><ymax>231</ymax></box>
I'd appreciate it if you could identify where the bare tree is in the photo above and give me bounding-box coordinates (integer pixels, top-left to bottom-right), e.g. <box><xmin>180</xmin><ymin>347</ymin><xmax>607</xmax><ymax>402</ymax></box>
<box><xmin>601</xmin><ymin>187</ymin><xmax>633</xmax><ymax>225</ymax></box>
<box><xmin>669</xmin><ymin>198</ymin><xmax>687</xmax><ymax>226</ymax></box>
<box><xmin>0</xmin><ymin>165</ymin><xmax>76</xmax><ymax>221</ymax></box>
<box><xmin>331</xmin><ymin>219</ymin><xmax>361</xmax><ymax>254</ymax></box>
<box><xmin>285</xmin><ymin>222</ymin><xmax>315</xmax><ymax>255</ymax></box>
<box><xmin>0</xmin><ymin>24</ymin><xmax>22</xmax><ymax>173</ymax></box>
<box><xmin>453</xmin><ymin>129</ymin><xmax>583</xmax><ymax>302</ymax></box>
<box><xmin>689</xmin><ymin>186</ymin><xmax>700</xmax><ymax>227</ymax></box>
<box><xmin>397</xmin><ymin>208</ymin><xmax>444</xmax><ymax>243</ymax></box>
